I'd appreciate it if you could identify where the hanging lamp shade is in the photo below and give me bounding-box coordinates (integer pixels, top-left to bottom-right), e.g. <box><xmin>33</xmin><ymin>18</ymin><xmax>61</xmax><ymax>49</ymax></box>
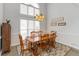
<box><xmin>34</xmin><ymin>13</ymin><xmax>45</xmax><ymax>22</ymax></box>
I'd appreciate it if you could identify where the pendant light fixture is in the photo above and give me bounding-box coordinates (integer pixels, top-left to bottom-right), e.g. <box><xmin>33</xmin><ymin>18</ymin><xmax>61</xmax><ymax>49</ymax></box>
<box><xmin>34</xmin><ymin>13</ymin><xmax>45</xmax><ymax>22</ymax></box>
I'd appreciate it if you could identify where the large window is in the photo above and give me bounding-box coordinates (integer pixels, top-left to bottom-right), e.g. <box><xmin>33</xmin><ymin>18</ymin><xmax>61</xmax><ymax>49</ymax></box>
<box><xmin>20</xmin><ymin>3</ymin><xmax>40</xmax><ymax>39</ymax></box>
<box><xmin>20</xmin><ymin>4</ymin><xmax>27</xmax><ymax>15</ymax></box>
<box><xmin>35</xmin><ymin>21</ymin><xmax>40</xmax><ymax>30</ymax></box>
<box><xmin>35</xmin><ymin>9</ymin><xmax>40</xmax><ymax>15</ymax></box>
<box><xmin>20</xmin><ymin>3</ymin><xmax>40</xmax><ymax>16</ymax></box>
<box><xmin>20</xmin><ymin>19</ymin><xmax>40</xmax><ymax>39</ymax></box>
<box><xmin>28</xmin><ymin>6</ymin><xmax>34</xmax><ymax>16</ymax></box>
<box><xmin>20</xmin><ymin>20</ymin><xmax>28</xmax><ymax>39</ymax></box>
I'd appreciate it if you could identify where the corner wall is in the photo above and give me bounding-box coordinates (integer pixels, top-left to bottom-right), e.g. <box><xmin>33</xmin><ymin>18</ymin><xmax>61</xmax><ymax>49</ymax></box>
<box><xmin>47</xmin><ymin>3</ymin><xmax>79</xmax><ymax>49</ymax></box>
<box><xmin>3</xmin><ymin>3</ymin><xmax>20</xmax><ymax>46</ymax></box>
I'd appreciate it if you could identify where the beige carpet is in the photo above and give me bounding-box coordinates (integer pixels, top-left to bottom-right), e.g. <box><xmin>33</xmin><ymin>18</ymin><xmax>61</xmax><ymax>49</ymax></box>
<box><xmin>2</xmin><ymin>43</ymin><xmax>71</xmax><ymax>56</ymax></box>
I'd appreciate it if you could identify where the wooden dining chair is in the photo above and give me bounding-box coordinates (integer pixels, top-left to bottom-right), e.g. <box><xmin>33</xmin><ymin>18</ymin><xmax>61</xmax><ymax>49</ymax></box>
<box><xmin>30</xmin><ymin>31</ymin><xmax>41</xmax><ymax>55</ymax></box>
<box><xmin>49</xmin><ymin>32</ymin><xmax>56</xmax><ymax>48</ymax></box>
<box><xmin>30</xmin><ymin>31</ymin><xmax>37</xmax><ymax>38</ymax></box>
<box><xmin>18</xmin><ymin>33</ymin><xmax>31</xmax><ymax>56</ymax></box>
<box><xmin>38</xmin><ymin>30</ymin><xmax>43</xmax><ymax>34</ymax></box>
<box><xmin>39</xmin><ymin>34</ymin><xmax>49</xmax><ymax>51</ymax></box>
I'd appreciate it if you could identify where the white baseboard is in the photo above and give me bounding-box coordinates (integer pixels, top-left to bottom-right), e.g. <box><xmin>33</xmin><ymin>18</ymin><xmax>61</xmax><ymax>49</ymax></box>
<box><xmin>56</xmin><ymin>33</ymin><xmax>79</xmax><ymax>50</ymax></box>
<box><xmin>11</xmin><ymin>42</ymin><xmax>19</xmax><ymax>47</ymax></box>
<box><xmin>56</xmin><ymin>40</ymin><xmax>79</xmax><ymax>50</ymax></box>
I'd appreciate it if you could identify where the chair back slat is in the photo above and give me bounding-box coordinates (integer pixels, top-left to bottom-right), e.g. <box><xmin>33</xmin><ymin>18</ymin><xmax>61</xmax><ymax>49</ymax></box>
<box><xmin>18</xmin><ymin>33</ymin><xmax>24</xmax><ymax>50</ymax></box>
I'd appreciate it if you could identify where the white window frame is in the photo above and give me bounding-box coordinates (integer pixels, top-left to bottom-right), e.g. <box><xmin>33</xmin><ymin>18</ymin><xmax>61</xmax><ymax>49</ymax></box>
<box><xmin>20</xmin><ymin>19</ymin><xmax>40</xmax><ymax>37</ymax></box>
<box><xmin>20</xmin><ymin>3</ymin><xmax>40</xmax><ymax>39</ymax></box>
<box><xmin>20</xmin><ymin>3</ymin><xmax>40</xmax><ymax>16</ymax></box>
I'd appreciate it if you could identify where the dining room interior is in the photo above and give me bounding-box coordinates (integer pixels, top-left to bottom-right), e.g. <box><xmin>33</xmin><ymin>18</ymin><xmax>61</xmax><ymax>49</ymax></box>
<box><xmin>0</xmin><ymin>3</ymin><xmax>79</xmax><ymax>56</ymax></box>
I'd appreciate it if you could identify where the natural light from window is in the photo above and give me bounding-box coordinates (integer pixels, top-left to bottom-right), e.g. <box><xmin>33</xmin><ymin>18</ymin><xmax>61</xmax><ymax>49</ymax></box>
<box><xmin>20</xmin><ymin>19</ymin><xmax>40</xmax><ymax>39</ymax></box>
<box><xmin>20</xmin><ymin>4</ymin><xmax>27</xmax><ymax>15</ymax></box>
<box><xmin>28</xmin><ymin>6</ymin><xmax>34</xmax><ymax>16</ymax></box>
<box><xmin>20</xmin><ymin>3</ymin><xmax>40</xmax><ymax>39</ymax></box>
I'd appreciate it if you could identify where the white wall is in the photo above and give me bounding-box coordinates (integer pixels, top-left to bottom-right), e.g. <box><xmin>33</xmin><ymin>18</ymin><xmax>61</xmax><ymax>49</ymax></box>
<box><xmin>3</xmin><ymin>3</ymin><xmax>20</xmax><ymax>46</ymax></box>
<box><xmin>39</xmin><ymin>3</ymin><xmax>47</xmax><ymax>32</ymax></box>
<box><xmin>47</xmin><ymin>3</ymin><xmax>79</xmax><ymax>49</ymax></box>
<box><xmin>0</xmin><ymin>3</ymin><xmax>3</xmax><ymax>36</ymax></box>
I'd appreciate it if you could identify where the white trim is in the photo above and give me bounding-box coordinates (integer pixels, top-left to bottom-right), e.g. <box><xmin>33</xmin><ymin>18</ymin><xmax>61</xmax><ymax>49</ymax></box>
<box><xmin>56</xmin><ymin>33</ymin><xmax>79</xmax><ymax>50</ymax></box>
<box><xmin>11</xmin><ymin>42</ymin><xmax>19</xmax><ymax>47</ymax></box>
<box><xmin>56</xmin><ymin>40</ymin><xmax>79</xmax><ymax>50</ymax></box>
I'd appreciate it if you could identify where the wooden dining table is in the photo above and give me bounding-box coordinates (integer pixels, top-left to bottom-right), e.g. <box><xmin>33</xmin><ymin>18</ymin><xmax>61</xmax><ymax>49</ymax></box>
<box><xmin>25</xmin><ymin>31</ymin><xmax>57</xmax><ymax>56</ymax></box>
